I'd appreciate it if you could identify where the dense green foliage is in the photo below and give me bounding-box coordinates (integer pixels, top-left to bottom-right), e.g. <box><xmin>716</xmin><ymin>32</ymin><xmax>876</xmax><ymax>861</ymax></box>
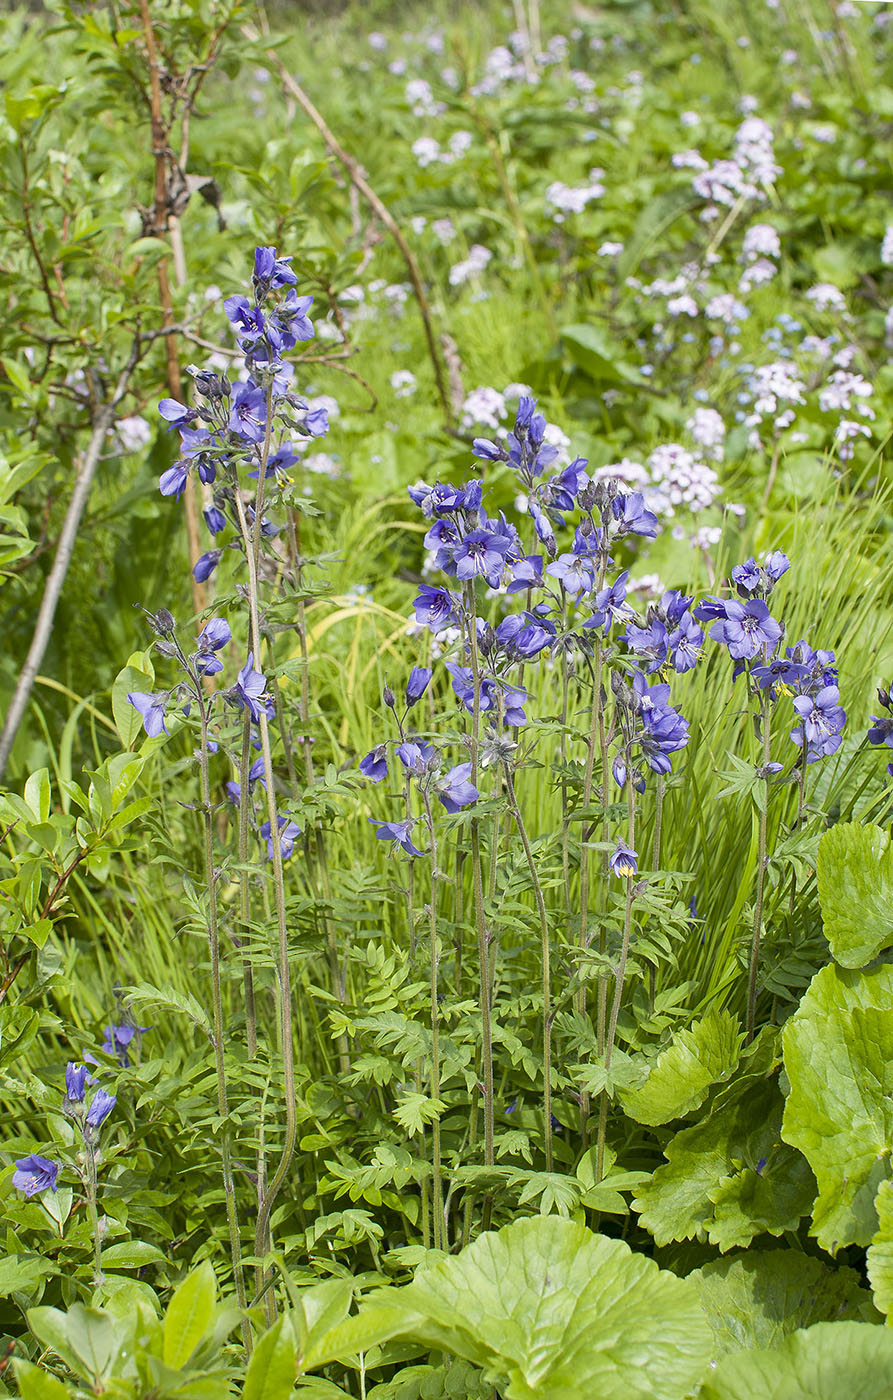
<box><xmin>2</xmin><ymin>0</ymin><xmax>893</xmax><ymax>1395</ymax></box>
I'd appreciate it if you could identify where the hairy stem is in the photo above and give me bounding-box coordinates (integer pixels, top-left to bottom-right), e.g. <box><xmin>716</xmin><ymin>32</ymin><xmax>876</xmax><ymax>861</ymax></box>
<box><xmin>503</xmin><ymin>764</ymin><xmax>553</xmax><ymax>1171</ymax></box>
<box><xmin>199</xmin><ymin>702</ymin><xmax>250</xmax><ymax>1347</ymax></box>
<box><xmin>238</xmin><ymin>712</ymin><xmax>258</xmax><ymax>1058</ymax></box>
<box><xmin>464</xmin><ymin>582</ymin><xmax>495</xmax><ymax>1224</ymax></box>
<box><xmin>649</xmin><ymin>775</ymin><xmax>665</xmax><ymax>1011</ymax></box>
<box><xmin>420</xmin><ymin>792</ymin><xmax>445</xmax><ymax>1249</ymax></box>
<box><xmin>595</xmin><ymin>779</ymin><xmax>637</xmax><ymax>1183</ymax></box>
<box><xmin>747</xmin><ymin>700</ymin><xmax>773</xmax><ymax>1042</ymax></box>
<box><xmin>232</xmin><ymin>399</ymin><xmax>296</xmax><ymax>1319</ymax></box>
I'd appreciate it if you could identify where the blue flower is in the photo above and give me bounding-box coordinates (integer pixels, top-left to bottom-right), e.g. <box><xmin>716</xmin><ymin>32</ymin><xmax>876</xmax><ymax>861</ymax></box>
<box><xmin>158</xmin><ymin>397</ymin><xmax>196</xmax><ymax>431</ymax></box>
<box><xmin>194</xmin><ymin>549</ymin><xmax>223</xmax><ymax>583</ymax></box>
<box><xmin>529</xmin><ymin>500</ymin><xmax>556</xmax><ymax>554</ymax></box>
<box><xmin>405</xmin><ymin>667</ymin><xmax>433</xmax><ymax>707</ymax></box>
<box><xmin>710</xmin><ymin>599</ymin><xmax>782</xmax><ymax>661</ymax></box>
<box><xmin>506</xmin><ymin>554</ymin><xmax>543</xmax><ymax>593</ymax></box>
<box><xmin>126</xmin><ymin>691</ymin><xmax>169</xmax><ymax>738</ymax></box>
<box><xmin>612</xmin><ymin>492</ymin><xmax>658</xmax><ymax>539</ymax></box>
<box><xmin>792</xmin><ymin>685</ymin><xmax>846</xmax><ymax>762</ymax></box>
<box><xmin>360</xmin><ymin>745</ymin><xmax>389</xmax><ymax>782</ymax></box>
<box><xmin>85</xmin><ymin>1088</ymin><xmax>116</xmax><ymax>1130</ymax></box>
<box><xmin>224</xmin><ymin>295</ymin><xmax>266</xmax><ymax>349</ymax></box>
<box><xmin>254</xmin><ymin>246</ymin><xmax>298</xmax><ymax>289</ymax></box>
<box><xmin>260</xmin><ymin>815</ymin><xmax>302</xmax><ymax>860</ymax></box>
<box><xmin>584</xmin><ymin>571</ymin><xmax>633</xmax><ymax>631</ymax></box>
<box><xmin>102</xmin><ymin>1023</ymin><xmax>146</xmax><ymax>1066</ymax></box>
<box><xmin>65</xmin><ymin>1062</ymin><xmax>90</xmax><ymax>1102</ymax></box>
<box><xmin>436</xmin><ymin>762</ymin><xmax>479</xmax><ymax>812</ymax></box>
<box><xmin>413</xmin><ymin>584</ymin><xmax>458</xmax><ymax>633</ymax></box>
<box><xmin>609</xmin><ymin>842</ymin><xmax>638</xmax><ymax>878</ymax></box>
<box><xmin>159</xmin><ymin>461</ymin><xmax>190</xmax><ymax>498</ymax></box>
<box><xmin>624</xmin><ymin>616</ymin><xmax>669</xmax><ymax>673</ymax></box>
<box><xmin>546</xmin><ymin>553</ymin><xmax>594</xmax><ymax>596</ymax></box>
<box><xmin>396</xmin><ymin>740</ymin><xmax>436</xmax><ymax>774</ymax></box>
<box><xmin>195</xmin><ymin>618</ymin><xmax>231</xmax><ymax>675</ymax></box>
<box><xmin>12</xmin><ymin>1154</ymin><xmax>59</xmax><ymax>1197</ymax></box>
<box><xmin>233</xmin><ymin>654</ymin><xmax>269</xmax><ymax>722</ymax></box>
<box><xmin>369</xmin><ymin>818</ymin><xmax>425</xmax><ymax>856</ymax></box>
<box><xmin>274</xmin><ymin>290</ymin><xmax>314</xmax><ymax>344</ymax></box>
<box><xmin>731</xmin><ymin>558</ymin><xmax>762</xmax><ymax>596</ymax></box>
<box><xmin>227</xmin><ymin>381</ymin><xmax>268</xmax><ymax>442</ymax></box>
<box><xmin>203</xmin><ymin>505</ymin><xmax>227</xmax><ymax>535</ymax></box>
<box><xmin>472</xmin><ymin>437</ymin><xmax>504</xmax><ymax>462</ymax></box>
<box><xmin>668</xmin><ymin>612</ymin><xmax>703</xmax><ymax>672</ymax></box>
<box><xmin>452</xmin><ymin>528</ymin><xmax>510</xmax><ymax>586</ymax></box>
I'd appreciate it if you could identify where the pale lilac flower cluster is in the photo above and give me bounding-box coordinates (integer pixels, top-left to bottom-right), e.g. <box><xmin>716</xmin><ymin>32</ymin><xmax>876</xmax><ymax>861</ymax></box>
<box><xmin>645</xmin><ymin>444</ymin><xmax>721</xmax><ymax>515</ymax></box>
<box><xmin>449</xmin><ymin>245</ymin><xmax>493</xmax><ymax>287</ymax></box>
<box><xmin>545</xmin><ymin>170</ymin><xmax>605</xmax><ymax>220</ymax></box>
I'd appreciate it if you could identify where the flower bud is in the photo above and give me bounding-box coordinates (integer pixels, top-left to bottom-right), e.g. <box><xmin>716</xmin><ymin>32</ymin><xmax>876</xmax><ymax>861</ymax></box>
<box><xmin>383</xmin><ymin>682</ymin><xmax>396</xmax><ymax>710</ymax></box>
<box><xmin>152</xmin><ymin>609</ymin><xmax>176</xmax><ymax>638</ymax></box>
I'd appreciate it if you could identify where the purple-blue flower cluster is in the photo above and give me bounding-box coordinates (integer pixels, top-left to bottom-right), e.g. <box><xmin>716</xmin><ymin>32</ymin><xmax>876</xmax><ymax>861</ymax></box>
<box><xmin>157</xmin><ymin>245</ymin><xmax>328</xmax><ymax>585</ymax></box>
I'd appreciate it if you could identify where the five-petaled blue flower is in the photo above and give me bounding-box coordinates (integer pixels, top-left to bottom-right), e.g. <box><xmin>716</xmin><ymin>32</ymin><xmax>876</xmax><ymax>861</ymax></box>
<box><xmin>436</xmin><ymin>762</ymin><xmax>479</xmax><ymax>812</ymax></box>
<box><xmin>233</xmin><ymin>654</ymin><xmax>269</xmax><ymax>722</ymax></box>
<box><xmin>195</xmin><ymin>618</ymin><xmax>231</xmax><ymax>675</ymax></box>
<box><xmin>369</xmin><ymin>818</ymin><xmax>425</xmax><ymax>856</ymax></box>
<box><xmin>261</xmin><ymin>815</ymin><xmax>302</xmax><ymax>861</ymax></box>
<box><xmin>710</xmin><ymin>599</ymin><xmax>783</xmax><ymax>661</ymax></box>
<box><xmin>12</xmin><ymin>1154</ymin><xmax>59</xmax><ymax>1197</ymax></box>
<box><xmin>126</xmin><ymin>691</ymin><xmax>169</xmax><ymax>738</ymax></box>
<box><xmin>609</xmin><ymin>841</ymin><xmax>639</xmax><ymax>878</ymax></box>
<box><xmin>360</xmin><ymin>745</ymin><xmax>389</xmax><ymax>782</ymax></box>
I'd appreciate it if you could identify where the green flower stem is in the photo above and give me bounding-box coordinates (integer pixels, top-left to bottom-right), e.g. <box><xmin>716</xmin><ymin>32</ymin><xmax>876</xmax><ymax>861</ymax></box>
<box><xmin>502</xmin><ymin>762</ymin><xmax>553</xmax><ymax>1172</ymax></box>
<box><xmin>283</xmin><ymin>506</ymin><xmax>350</xmax><ymax>1074</ymax></box>
<box><xmin>238</xmin><ymin>711</ymin><xmax>258</xmax><ymax>1058</ymax></box>
<box><xmin>464</xmin><ymin>582</ymin><xmax>495</xmax><ymax>1178</ymax></box>
<box><xmin>198</xmin><ymin>701</ymin><xmax>250</xmax><ymax>1348</ymax></box>
<box><xmin>420</xmin><ymin>790</ymin><xmax>445</xmax><ymax>1250</ymax></box>
<box><xmin>232</xmin><ymin>399</ymin><xmax>297</xmax><ymax>1321</ymax></box>
<box><xmin>746</xmin><ymin>698</ymin><xmax>773</xmax><ymax>1042</ymax></box>
<box><xmin>596</xmin><ymin>778</ymin><xmax>637</xmax><ymax>1184</ymax></box>
<box><xmin>649</xmin><ymin>775</ymin><xmax>665</xmax><ymax>1011</ymax></box>
<box><xmin>85</xmin><ymin>1145</ymin><xmax>102</xmax><ymax>1288</ymax></box>
<box><xmin>402</xmin><ymin>774</ymin><xmax>430</xmax><ymax>1248</ymax></box>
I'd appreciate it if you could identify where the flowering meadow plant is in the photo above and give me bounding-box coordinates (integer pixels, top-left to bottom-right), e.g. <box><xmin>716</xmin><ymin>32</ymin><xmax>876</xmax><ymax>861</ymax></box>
<box><xmin>2</xmin><ymin>0</ymin><xmax>893</xmax><ymax>1394</ymax></box>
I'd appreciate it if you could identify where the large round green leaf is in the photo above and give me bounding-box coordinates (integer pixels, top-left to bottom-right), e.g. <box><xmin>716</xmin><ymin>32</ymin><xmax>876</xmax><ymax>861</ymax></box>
<box><xmin>699</xmin><ymin>1322</ymin><xmax>893</xmax><ymax>1399</ymax></box>
<box><xmin>690</xmin><ymin>1250</ymin><xmax>875</xmax><ymax>1357</ymax></box>
<box><xmin>370</xmin><ymin>1216</ymin><xmax>712</xmax><ymax>1400</ymax></box>
<box><xmin>782</xmin><ymin>962</ymin><xmax>893</xmax><ymax>1251</ymax></box>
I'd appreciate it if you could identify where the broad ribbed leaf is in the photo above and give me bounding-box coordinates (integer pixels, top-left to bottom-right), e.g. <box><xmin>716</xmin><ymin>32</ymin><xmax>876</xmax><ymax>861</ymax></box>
<box><xmin>691</xmin><ymin>1251</ymin><xmax>874</xmax><ymax>1357</ymax></box>
<box><xmin>782</xmin><ymin>962</ymin><xmax>893</xmax><ymax>1251</ymax></box>
<box><xmin>619</xmin><ymin>1010</ymin><xmax>743</xmax><ymax>1126</ymax></box>
<box><xmin>633</xmin><ymin>1075</ymin><xmax>814</xmax><ymax>1250</ymax></box>
<box><xmin>817</xmin><ymin>823</ymin><xmax>893</xmax><ymax>967</ymax></box>
<box><xmin>698</xmin><ymin>1322</ymin><xmax>893</xmax><ymax>1399</ymax></box>
<box><xmin>867</xmin><ymin>1179</ymin><xmax>893</xmax><ymax>1321</ymax></box>
<box><xmin>368</xmin><ymin>1216</ymin><xmax>711</xmax><ymax>1399</ymax></box>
